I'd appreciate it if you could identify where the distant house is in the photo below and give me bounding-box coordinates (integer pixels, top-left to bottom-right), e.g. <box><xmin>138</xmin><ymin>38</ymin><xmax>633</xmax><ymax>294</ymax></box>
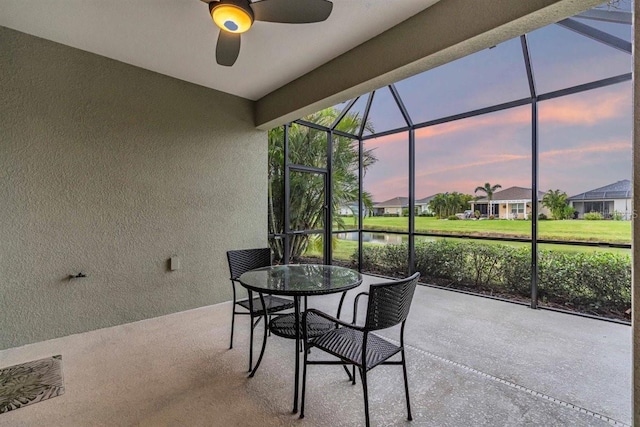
<box><xmin>370</xmin><ymin>203</ymin><xmax>385</xmax><ymax>217</ymax></box>
<box><xmin>338</xmin><ymin>201</ymin><xmax>370</xmax><ymax>217</ymax></box>
<box><xmin>415</xmin><ymin>194</ymin><xmax>437</xmax><ymax>215</ymax></box>
<box><xmin>338</xmin><ymin>205</ymin><xmax>352</xmax><ymax>216</ymax></box>
<box><xmin>471</xmin><ymin>186</ymin><xmax>549</xmax><ymax>219</ymax></box>
<box><xmin>338</xmin><ymin>203</ymin><xmax>356</xmax><ymax>216</ymax></box>
<box><xmin>371</xmin><ymin>195</ymin><xmax>436</xmax><ymax>216</ymax></box>
<box><xmin>568</xmin><ymin>179</ymin><xmax>631</xmax><ymax>220</ymax></box>
<box><xmin>372</xmin><ymin>197</ymin><xmax>408</xmax><ymax>216</ymax></box>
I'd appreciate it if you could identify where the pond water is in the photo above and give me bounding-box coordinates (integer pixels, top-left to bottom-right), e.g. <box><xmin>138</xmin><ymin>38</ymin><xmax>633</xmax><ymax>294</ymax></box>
<box><xmin>335</xmin><ymin>231</ymin><xmax>630</xmax><ymax>255</ymax></box>
<box><xmin>336</xmin><ymin>232</ymin><xmax>408</xmax><ymax>245</ymax></box>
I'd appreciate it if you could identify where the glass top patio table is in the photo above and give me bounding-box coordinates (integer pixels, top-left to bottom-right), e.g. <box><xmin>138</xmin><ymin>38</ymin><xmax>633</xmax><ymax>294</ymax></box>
<box><xmin>238</xmin><ymin>264</ymin><xmax>362</xmax><ymax>414</ymax></box>
<box><xmin>238</xmin><ymin>264</ymin><xmax>362</xmax><ymax>296</ymax></box>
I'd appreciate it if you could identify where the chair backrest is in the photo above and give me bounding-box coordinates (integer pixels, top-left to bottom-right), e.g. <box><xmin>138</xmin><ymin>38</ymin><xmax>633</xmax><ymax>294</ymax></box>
<box><xmin>226</xmin><ymin>248</ymin><xmax>272</xmax><ymax>281</ymax></box>
<box><xmin>364</xmin><ymin>272</ymin><xmax>420</xmax><ymax>331</ymax></box>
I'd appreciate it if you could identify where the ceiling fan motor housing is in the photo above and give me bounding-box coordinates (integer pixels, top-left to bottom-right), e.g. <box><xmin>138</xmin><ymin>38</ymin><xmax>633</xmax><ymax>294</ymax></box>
<box><xmin>210</xmin><ymin>0</ymin><xmax>333</xmax><ymax>66</ymax></box>
<box><xmin>210</xmin><ymin>0</ymin><xmax>254</xmax><ymax>33</ymax></box>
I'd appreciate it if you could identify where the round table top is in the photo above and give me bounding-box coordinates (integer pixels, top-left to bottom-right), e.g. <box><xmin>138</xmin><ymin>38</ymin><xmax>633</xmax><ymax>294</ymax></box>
<box><xmin>238</xmin><ymin>264</ymin><xmax>362</xmax><ymax>296</ymax></box>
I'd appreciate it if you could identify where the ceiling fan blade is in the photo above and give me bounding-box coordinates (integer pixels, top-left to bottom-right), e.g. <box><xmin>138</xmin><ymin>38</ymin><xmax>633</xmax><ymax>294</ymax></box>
<box><xmin>216</xmin><ymin>31</ymin><xmax>241</xmax><ymax>66</ymax></box>
<box><xmin>251</xmin><ymin>0</ymin><xmax>333</xmax><ymax>23</ymax></box>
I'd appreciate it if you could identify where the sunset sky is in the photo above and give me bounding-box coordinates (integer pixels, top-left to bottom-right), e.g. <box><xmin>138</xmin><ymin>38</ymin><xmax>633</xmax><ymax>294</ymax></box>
<box><xmin>344</xmin><ymin>4</ymin><xmax>633</xmax><ymax>202</ymax></box>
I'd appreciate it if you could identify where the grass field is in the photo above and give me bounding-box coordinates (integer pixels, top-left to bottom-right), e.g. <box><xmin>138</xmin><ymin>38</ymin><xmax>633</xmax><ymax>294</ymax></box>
<box><xmin>305</xmin><ymin>216</ymin><xmax>632</xmax><ymax>261</ymax></box>
<box><xmin>351</xmin><ymin>216</ymin><xmax>632</xmax><ymax>244</ymax></box>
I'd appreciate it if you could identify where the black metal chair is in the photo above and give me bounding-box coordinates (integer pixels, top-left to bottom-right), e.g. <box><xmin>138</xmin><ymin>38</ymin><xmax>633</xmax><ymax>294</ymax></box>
<box><xmin>300</xmin><ymin>272</ymin><xmax>420</xmax><ymax>427</ymax></box>
<box><xmin>226</xmin><ymin>248</ymin><xmax>294</xmax><ymax>371</ymax></box>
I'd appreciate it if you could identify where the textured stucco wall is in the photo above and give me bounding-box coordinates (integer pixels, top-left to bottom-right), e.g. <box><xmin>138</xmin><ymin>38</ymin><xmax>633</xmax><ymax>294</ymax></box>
<box><xmin>0</xmin><ymin>26</ymin><xmax>266</xmax><ymax>350</ymax></box>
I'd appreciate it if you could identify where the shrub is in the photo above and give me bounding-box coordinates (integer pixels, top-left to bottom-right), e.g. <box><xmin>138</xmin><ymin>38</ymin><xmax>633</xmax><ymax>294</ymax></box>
<box><xmin>354</xmin><ymin>240</ymin><xmax>631</xmax><ymax>318</ymax></box>
<box><xmin>562</xmin><ymin>205</ymin><xmax>576</xmax><ymax>219</ymax></box>
<box><xmin>499</xmin><ymin>247</ymin><xmax>531</xmax><ymax>296</ymax></box>
<box><xmin>414</xmin><ymin>240</ymin><xmax>467</xmax><ymax>283</ymax></box>
<box><xmin>465</xmin><ymin>243</ymin><xmax>503</xmax><ymax>286</ymax></box>
<box><xmin>538</xmin><ymin>213</ymin><xmax>548</xmax><ymax>220</ymax></box>
<box><xmin>359</xmin><ymin>243</ymin><xmax>408</xmax><ymax>278</ymax></box>
<box><xmin>584</xmin><ymin>212</ymin><xmax>603</xmax><ymax>220</ymax></box>
<box><xmin>612</xmin><ymin>211</ymin><xmax>624</xmax><ymax>221</ymax></box>
<box><xmin>447</xmin><ymin>215</ymin><xmax>460</xmax><ymax>220</ymax></box>
<box><xmin>537</xmin><ymin>250</ymin><xmax>630</xmax><ymax>312</ymax></box>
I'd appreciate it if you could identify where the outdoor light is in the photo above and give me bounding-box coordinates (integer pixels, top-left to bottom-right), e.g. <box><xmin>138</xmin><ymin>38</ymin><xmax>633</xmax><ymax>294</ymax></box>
<box><xmin>210</xmin><ymin>2</ymin><xmax>254</xmax><ymax>34</ymax></box>
<box><xmin>205</xmin><ymin>0</ymin><xmax>332</xmax><ymax>66</ymax></box>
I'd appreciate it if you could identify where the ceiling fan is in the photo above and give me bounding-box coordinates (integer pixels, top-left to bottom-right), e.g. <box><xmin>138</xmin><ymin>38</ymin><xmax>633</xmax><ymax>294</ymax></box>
<box><xmin>203</xmin><ymin>0</ymin><xmax>334</xmax><ymax>66</ymax></box>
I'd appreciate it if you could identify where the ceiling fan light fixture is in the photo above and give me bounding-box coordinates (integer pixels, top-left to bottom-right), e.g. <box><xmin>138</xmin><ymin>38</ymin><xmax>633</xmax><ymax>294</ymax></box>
<box><xmin>210</xmin><ymin>2</ymin><xmax>254</xmax><ymax>34</ymax></box>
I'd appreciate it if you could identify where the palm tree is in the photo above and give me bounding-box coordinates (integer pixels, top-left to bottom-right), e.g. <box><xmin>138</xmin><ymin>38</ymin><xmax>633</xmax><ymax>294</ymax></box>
<box><xmin>268</xmin><ymin>107</ymin><xmax>376</xmax><ymax>262</ymax></box>
<box><xmin>541</xmin><ymin>189</ymin><xmax>569</xmax><ymax>219</ymax></box>
<box><xmin>474</xmin><ymin>182</ymin><xmax>502</xmax><ymax>218</ymax></box>
<box><xmin>428</xmin><ymin>193</ymin><xmax>448</xmax><ymax>218</ymax></box>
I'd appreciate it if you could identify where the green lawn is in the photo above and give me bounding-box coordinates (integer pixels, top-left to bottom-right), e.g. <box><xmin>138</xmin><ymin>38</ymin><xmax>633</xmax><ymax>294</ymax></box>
<box><xmin>354</xmin><ymin>216</ymin><xmax>632</xmax><ymax>244</ymax></box>
<box><xmin>306</xmin><ymin>216</ymin><xmax>631</xmax><ymax>261</ymax></box>
<box><xmin>304</xmin><ymin>234</ymin><xmax>631</xmax><ymax>261</ymax></box>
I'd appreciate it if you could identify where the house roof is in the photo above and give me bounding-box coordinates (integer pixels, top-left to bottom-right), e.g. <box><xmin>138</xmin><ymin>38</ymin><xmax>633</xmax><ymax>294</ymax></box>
<box><xmin>374</xmin><ymin>197</ymin><xmax>409</xmax><ymax>208</ymax></box>
<box><xmin>474</xmin><ymin>187</ymin><xmax>545</xmax><ymax>202</ymax></box>
<box><xmin>415</xmin><ymin>194</ymin><xmax>437</xmax><ymax>205</ymax></box>
<box><xmin>568</xmin><ymin>179</ymin><xmax>631</xmax><ymax>201</ymax></box>
<box><xmin>373</xmin><ymin>195</ymin><xmax>436</xmax><ymax>208</ymax></box>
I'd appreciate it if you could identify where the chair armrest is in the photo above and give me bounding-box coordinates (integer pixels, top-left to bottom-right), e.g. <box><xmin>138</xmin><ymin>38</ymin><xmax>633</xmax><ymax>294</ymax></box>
<box><xmin>304</xmin><ymin>308</ymin><xmax>365</xmax><ymax>332</ymax></box>
<box><xmin>352</xmin><ymin>292</ymin><xmax>369</xmax><ymax>325</ymax></box>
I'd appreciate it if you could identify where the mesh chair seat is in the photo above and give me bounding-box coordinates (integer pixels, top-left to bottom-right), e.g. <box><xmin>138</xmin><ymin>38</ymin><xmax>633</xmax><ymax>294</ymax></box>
<box><xmin>269</xmin><ymin>312</ymin><xmax>336</xmax><ymax>339</ymax></box>
<box><xmin>310</xmin><ymin>328</ymin><xmax>401</xmax><ymax>370</ymax></box>
<box><xmin>237</xmin><ymin>295</ymin><xmax>294</xmax><ymax>315</ymax></box>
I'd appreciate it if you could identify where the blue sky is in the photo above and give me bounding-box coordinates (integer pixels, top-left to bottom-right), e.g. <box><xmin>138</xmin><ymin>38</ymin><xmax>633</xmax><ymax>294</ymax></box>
<box><xmin>352</xmin><ymin>2</ymin><xmax>632</xmax><ymax>202</ymax></box>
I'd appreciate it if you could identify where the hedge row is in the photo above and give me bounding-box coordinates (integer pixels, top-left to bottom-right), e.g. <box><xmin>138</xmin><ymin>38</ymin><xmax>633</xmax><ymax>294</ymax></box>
<box><xmin>356</xmin><ymin>240</ymin><xmax>631</xmax><ymax>317</ymax></box>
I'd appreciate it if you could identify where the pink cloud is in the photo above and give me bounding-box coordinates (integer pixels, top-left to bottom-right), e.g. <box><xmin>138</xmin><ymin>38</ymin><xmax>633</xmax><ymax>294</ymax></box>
<box><xmin>366</xmin><ymin>88</ymin><xmax>629</xmax><ymax>150</ymax></box>
<box><xmin>365</xmin><ymin>174</ymin><xmax>408</xmax><ymax>201</ymax></box>
<box><xmin>414</xmin><ymin>140</ymin><xmax>627</xmax><ymax>177</ymax></box>
<box><xmin>540</xmin><ymin>140</ymin><xmax>629</xmax><ymax>159</ymax></box>
<box><xmin>362</xmin><ymin>85</ymin><xmax>630</xmax><ymax>201</ymax></box>
<box><xmin>368</xmin><ymin>139</ymin><xmax>629</xmax><ymax>200</ymax></box>
<box><xmin>538</xmin><ymin>91</ymin><xmax>629</xmax><ymax>125</ymax></box>
<box><xmin>404</xmin><ymin>140</ymin><xmax>628</xmax><ymax>199</ymax></box>
<box><xmin>364</xmin><ymin>132</ymin><xmax>407</xmax><ymax>147</ymax></box>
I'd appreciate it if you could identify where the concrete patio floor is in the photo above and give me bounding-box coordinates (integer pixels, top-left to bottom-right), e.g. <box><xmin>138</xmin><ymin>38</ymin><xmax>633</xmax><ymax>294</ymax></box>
<box><xmin>0</xmin><ymin>275</ymin><xmax>631</xmax><ymax>426</ymax></box>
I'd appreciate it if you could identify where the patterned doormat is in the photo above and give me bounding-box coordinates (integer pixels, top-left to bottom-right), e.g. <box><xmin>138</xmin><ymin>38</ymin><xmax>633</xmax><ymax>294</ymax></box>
<box><xmin>0</xmin><ymin>355</ymin><xmax>64</xmax><ymax>414</ymax></box>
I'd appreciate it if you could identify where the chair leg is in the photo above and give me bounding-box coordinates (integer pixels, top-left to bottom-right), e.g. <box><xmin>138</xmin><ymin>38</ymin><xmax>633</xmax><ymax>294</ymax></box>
<box><xmin>247</xmin><ymin>290</ymin><xmax>255</xmax><ymax>372</ymax></box>
<box><xmin>229</xmin><ymin>309</ymin><xmax>235</xmax><ymax>350</ymax></box>
<box><xmin>300</xmin><ymin>346</ymin><xmax>309</xmax><ymax>419</ymax></box>
<box><xmin>248</xmin><ymin>314</ymin><xmax>254</xmax><ymax>372</ymax></box>
<box><xmin>342</xmin><ymin>365</ymin><xmax>354</xmax><ymax>383</ymax></box>
<box><xmin>352</xmin><ymin>365</ymin><xmax>356</xmax><ymax>385</ymax></box>
<box><xmin>359</xmin><ymin>368</ymin><xmax>371</xmax><ymax>427</ymax></box>
<box><xmin>401</xmin><ymin>349</ymin><xmax>413</xmax><ymax>421</ymax></box>
<box><xmin>230</xmin><ymin>285</ymin><xmax>237</xmax><ymax>349</ymax></box>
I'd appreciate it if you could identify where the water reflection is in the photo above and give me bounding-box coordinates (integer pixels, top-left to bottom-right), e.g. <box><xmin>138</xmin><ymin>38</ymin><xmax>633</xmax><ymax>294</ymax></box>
<box><xmin>336</xmin><ymin>232</ymin><xmax>629</xmax><ymax>255</ymax></box>
<box><xmin>337</xmin><ymin>232</ymin><xmax>408</xmax><ymax>245</ymax></box>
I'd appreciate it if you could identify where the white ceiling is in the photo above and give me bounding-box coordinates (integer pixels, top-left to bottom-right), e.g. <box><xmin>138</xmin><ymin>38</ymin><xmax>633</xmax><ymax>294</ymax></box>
<box><xmin>0</xmin><ymin>0</ymin><xmax>439</xmax><ymax>100</ymax></box>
